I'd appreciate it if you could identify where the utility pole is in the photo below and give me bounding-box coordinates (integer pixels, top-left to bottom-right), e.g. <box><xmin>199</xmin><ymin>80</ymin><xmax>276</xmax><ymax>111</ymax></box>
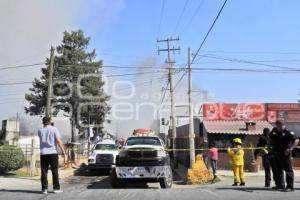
<box><xmin>188</xmin><ymin>47</ymin><xmax>195</xmax><ymax>167</ymax></box>
<box><xmin>88</xmin><ymin>105</ymin><xmax>91</xmax><ymax>155</ymax></box>
<box><xmin>157</xmin><ymin>37</ymin><xmax>180</xmax><ymax>168</ymax></box>
<box><xmin>46</xmin><ymin>46</ymin><xmax>55</xmax><ymax>117</ymax></box>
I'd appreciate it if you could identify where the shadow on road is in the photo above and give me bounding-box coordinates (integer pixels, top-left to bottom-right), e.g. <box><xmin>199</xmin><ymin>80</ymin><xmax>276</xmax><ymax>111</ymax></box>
<box><xmin>73</xmin><ymin>163</ymin><xmax>110</xmax><ymax>177</ymax></box>
<box><xmin>0</xmin><ymin>189</ymin><xmax>41</xmax><ymax>194</ymax></box>
<box><xmin>216</xmin><ymin>187</ymin><xmax>299</xmax><ymax>193</ymax></box>
<box><xmin>86</xmin><ymin>177</ymin><xmax>160</xmax><ymax>189</ymax></box>
<box><xmin>68</xmin><ymin>163</ymin><xmax>183</xmax><ymax>189</ymax></box>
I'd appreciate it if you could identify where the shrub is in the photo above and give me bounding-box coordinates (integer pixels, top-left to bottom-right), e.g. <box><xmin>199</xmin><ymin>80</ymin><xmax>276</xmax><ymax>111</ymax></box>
<box><xmin>0</xmin><ymin>145</ymin><xmax>25</xmax><ymax>174</ymax></box>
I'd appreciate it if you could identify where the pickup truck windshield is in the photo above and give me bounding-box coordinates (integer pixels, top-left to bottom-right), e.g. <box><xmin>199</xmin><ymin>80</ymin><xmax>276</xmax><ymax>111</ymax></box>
<box><xmin>126</xmin><ymin>137</ymin><xmax>162</xmax><ymax>146</ymax></box>
<box><xmin>94</xmin><ymin>144</ymin><xmax>117</xmax><ymax>150</ymax></box>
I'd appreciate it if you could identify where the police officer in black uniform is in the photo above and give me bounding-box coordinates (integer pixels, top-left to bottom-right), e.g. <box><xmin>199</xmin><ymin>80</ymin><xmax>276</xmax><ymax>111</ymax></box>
<box><xmin>269</xmin><ymin>120</ymin><xmax>299</xmax><ymax>192</ymax></box>
<box><xmin>255</xmin><ymin>128</ymin><xmax>272</xmax><ymax>187</ymax></box>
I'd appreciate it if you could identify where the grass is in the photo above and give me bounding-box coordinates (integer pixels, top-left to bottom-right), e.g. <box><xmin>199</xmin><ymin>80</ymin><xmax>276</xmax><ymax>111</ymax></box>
<box><xmin>0</xmin><ymin>170</ymin><xmax>30</xmax><ymax>178</ymax></box>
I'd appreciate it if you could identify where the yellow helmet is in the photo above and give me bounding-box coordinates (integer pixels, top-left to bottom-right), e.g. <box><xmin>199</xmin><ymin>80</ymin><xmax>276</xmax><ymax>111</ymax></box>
<box><xmin>233</xmin><ymin>138</ymin><xmax>242</xmax><ymax>144</ymax></box>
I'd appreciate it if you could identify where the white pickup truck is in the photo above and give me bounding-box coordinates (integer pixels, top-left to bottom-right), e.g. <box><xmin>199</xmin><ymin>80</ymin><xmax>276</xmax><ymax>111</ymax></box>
<box><xmin>110</xmin><ymin>135</ymin><xmax>172</xmax><ymax>188</ymax></box>
<box><xmin>88</xmin><ymin>139</ymin><xmax>119</xmax><ymax>174</ymax></box>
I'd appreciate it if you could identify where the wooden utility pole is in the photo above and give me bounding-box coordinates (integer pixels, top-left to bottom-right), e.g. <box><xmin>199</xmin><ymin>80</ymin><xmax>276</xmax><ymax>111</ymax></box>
<box><xmin>88</xmin><ymin>105</ymin><xmax>91</xmax><ymax>155</ymax></box>
<box><xmin>46</xmin><ymin>46</ymin><xmax>55</xmax><ymax>117</ymax></box>
<box><xmin>157</xmin><ymin>37</ymin><xmax>180</xmax><ymax>168</ymax></box>
<box><xmin>188</xmin><ymin>47</ymin><xmax>195</xmax><ymax>167</ymax></box>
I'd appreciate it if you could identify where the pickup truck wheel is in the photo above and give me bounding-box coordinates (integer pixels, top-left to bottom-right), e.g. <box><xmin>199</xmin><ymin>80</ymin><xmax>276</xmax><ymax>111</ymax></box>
<box><xmin>88</xmin><ymin>168</ymin><xmax>96</xmax><ymax>176</ymax></box>
<box><xmin>159</xmin><ymin>169</ymin><xmax>173</xmax><ymax>189</ymax></box>
<box><xmin>110</xmin><ymin>169</ymin><xmax>126</xmax><ymax>188</ymax></box>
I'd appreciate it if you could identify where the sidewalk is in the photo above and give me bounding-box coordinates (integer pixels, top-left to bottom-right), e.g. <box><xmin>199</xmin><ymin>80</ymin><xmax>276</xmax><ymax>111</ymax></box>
<box><xmin>0</xmin><ymin>166</ymin><xmax>78</xmax><ymax>190</ymax></box>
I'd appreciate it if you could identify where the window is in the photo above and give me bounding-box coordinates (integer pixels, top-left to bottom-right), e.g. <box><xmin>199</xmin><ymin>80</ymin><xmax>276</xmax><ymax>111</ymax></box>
<box><xmin>126</xmin><ymin>137</ymin><xmax>161</xmax><ymax>146</ymax></box>
<box><xmin>94</xmin><ymin>144</ymin><xmax>117</xmax><ymax>150</ymax></box>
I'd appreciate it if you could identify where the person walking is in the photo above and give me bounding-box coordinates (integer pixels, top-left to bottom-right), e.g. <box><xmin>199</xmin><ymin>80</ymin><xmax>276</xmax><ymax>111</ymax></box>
<box><xmin>209</xmin><ymin>143</ymin><xmax>218</xmax><ymax>179</ymax></box>
<box><xmin>227</xmin><ymin>138</ymin><xmax>245</xmax><ymax>186</ymax></box>
<box><xmin>254</xmin><ymin>128</ymin><xmax>272</xmax><ymax>187</ymax></box>
<box><xmin>269</xmin><ymin>120</ymin><xmax>299</xmax><ymax>192</ymax></box>
<box><xmin>38</xmin><ymin>116</ymin><xmax>65</xmax><ymax>194</ymax></box>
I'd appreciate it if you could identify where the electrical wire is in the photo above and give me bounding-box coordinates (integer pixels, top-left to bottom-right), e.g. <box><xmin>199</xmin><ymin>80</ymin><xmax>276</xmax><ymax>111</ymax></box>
<box><xmin>170</xmin><ymin>0</ymin><xmax>228</xmax><ymax>92</ymax></box>
<box><xmin>191</xmin><ymin>0</ymin><xmax>228</xmax><ymax>64</ymax></box>
<box><xmin>179</xmin><ymin>0</ymin><xmax>205</xmax><ymax>35</ymax></box>
<box><xmin>200</xmin><ymin>50</ymin><xmax>300</xmax><ymax>55</ymax></box>
<box><xmin>157</xmin><ymin>0</ymin><xmax>166</xmax><ymax>38</ymax></box>
<box><xmin>172</xmin><ymin>0</ymin><xmax>190</xmax><ymax>36</ymax></box>
<box><xmin>199</xmin><ymin>54</ymin><xmax>298</xmax><ymax>70</ymax></box>
<box><xmin>160</xmin><ymin>80</ymin><xmax>170</xmax><ymax>105</ymax></box>
<box><xmin>191</xmin><ymin>67</ymin><xmax>300</xmax><ymax>73</ymax></box>
<box><xmin>0</xmin><ymin>63</ymin><xmax>45</xmax><ymax>71</ymax></box>
<box><xmin>193</xmin><ymin>59</ymin><xmax>300</xmax><ymax>64</ymax></box>
<box><xmin>0</xmin><ymin>81</ymin><xmax>32</xmax><ymax>86</ymax></box>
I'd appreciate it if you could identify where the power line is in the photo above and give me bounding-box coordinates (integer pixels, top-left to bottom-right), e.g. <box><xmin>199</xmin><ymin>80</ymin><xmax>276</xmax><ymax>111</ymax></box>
<box><xmin>160</xmin><ymin>80</ymin><xmax>170</xmax><ymax>105</ymax></box>
<box><xmin>0</xmin><ymin>62</ymin><xmax>169</xmax><ymax>72</ymax></box>
<box><xmin>0</xmin><ymin>50</ymin><xmax>48</xmax><ymax>68</ymax></box>
<box><xmin>173</xmin><ymin>71</ymin><xmax>187</xmax><ymax>90</ymax></box>
<box><xmin>0</xmin><ymin>63</ymin><xmax>45</xmax><ymax>71</ymax></box>
<box><xmin>0</xmin><ymin>81</ymin><xmax>32</xmax><ymax>86</ymax></box>
<box><xmin>0</xmin><ymin>71</ymin><xmax>170</xmax><ymax>86</ymax></box>
<box><xmin>112</xmin><ymin>77</ymin><xmax>168</xmax><ymax>92</ymax></box>
<box><xmin>172</xmin><ymin>0</ymin><xmax>190</xmax><ymax>36</ymax></box>
<box><xmin>200</xmin><ymin>50</ymin><xmax>300</xmax><ymax>55</ymax></box>
<box><xmin>193</xmin><ymin>59</ymin><xmax>300</xmax><ymax>64</ymax></box>
<box><xmin>171</xmin><ymin>0</ymin><xmax>228</xmax><ymax>91</ymax></box>
<box><xmin>191</xmin><ymin>0</ymin><xmax>228</xmax><ymax>64</ymax></box>
<box><xmin>199</xmin><ymin>54</ymin><xmax>298</xmax><ymax>70</ymax></box>
<box><xmin>191</xmin><ymin>67</ymin><xmax>300</xmax><ymax>73</ymax></box>
<box><xmin>157</xmin><ymin>0</ymin><xmax>166</xmax><ymax>38</ymax></box>
<box><xmin>179</xmin><ymin>0</ymin><xmax>205</xmax><ymax>35</ymax></box>
<box><xmin>104</xmin><ymin>71</ymin><xmax>167</xmax><ymax>78</ymax></box>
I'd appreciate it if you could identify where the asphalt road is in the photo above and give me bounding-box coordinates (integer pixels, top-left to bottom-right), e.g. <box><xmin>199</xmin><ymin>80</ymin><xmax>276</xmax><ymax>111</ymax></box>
<box><xmin>1</xmin><ymin>172</ymin><xmax>300</xmax><ymax>200</ymax></box>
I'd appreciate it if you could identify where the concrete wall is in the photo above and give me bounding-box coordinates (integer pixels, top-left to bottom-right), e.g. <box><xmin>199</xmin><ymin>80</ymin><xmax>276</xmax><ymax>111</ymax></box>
<box><xmin>2</xmin><ymin>119</ymin><xmax>20</xmax><ymax>144</ymax></box>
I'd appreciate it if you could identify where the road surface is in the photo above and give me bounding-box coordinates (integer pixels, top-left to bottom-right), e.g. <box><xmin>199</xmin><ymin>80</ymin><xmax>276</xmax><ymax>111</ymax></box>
<box><xmin>0</xmin><ymin>172</ymin><xmax>300</xmax><ymax>200</ymax></box>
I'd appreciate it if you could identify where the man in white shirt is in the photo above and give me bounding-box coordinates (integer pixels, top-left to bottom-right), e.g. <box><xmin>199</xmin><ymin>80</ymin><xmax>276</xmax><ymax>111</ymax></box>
<box><xmin>38</xmin><ymin>116</ymin><xmax>65</xmax><ymax>194</ymax></box>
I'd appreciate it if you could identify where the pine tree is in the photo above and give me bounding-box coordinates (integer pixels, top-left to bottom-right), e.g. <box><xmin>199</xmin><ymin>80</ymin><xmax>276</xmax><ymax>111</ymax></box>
<box><xmin>25</xmin><ymin>30</ymin><xmax>109</xmax><ymax>141</ymax></box>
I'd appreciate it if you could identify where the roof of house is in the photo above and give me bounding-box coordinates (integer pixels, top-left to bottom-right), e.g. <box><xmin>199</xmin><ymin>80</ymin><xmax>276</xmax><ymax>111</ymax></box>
<box><xmin>203</xmin><ymin>120</ymin><xmax>273</xmax><ymax>135</ymax></box>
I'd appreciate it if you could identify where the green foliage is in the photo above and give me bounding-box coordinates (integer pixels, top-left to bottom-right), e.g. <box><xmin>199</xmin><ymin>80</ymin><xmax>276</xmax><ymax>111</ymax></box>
<box><xmin>0</xmin><ymin>145</ymin><xmax>25</xmax><ymax>174</ymax></box>
<box><xmin>25</xmin><ymin>30</ymin><xmax>109</xmax><ymax>139</ymax></box>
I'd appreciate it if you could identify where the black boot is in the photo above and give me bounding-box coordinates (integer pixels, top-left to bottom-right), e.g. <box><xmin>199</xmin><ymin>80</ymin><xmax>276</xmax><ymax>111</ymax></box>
<box><xmin>265</xmin><ymin>182</ymin><xmax>270</xmax><ymax>188</ymax></box>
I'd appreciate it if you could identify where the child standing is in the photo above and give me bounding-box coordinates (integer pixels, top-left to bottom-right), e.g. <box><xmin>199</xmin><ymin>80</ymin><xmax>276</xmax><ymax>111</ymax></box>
<box><xmin>227</xmin><ymin>138</ymin><xmax>245</xmax><ymax>186</ymax></box>
<box><xmin>209</xmin><ymin>143</ymin><xmax>218</xmax><ymax>178</ymax></box>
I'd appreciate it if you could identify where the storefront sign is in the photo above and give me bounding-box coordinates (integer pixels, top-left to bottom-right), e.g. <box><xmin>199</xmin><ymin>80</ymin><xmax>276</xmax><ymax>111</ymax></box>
<box><xmin>266</xmin><ymin>103</ymin><xmax>300</xmax><ymax>123</ymax></box>
<box><xmin>203</xmin><ymin>103</ymin><xmax>266</xmax><ymax>121</ymax></box>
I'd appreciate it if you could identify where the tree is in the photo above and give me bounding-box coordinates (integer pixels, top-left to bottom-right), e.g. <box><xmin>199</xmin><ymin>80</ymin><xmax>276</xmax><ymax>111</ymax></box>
<box><xmin>25</xmin><ymin>30</ymin><xmax>109</xmax><ymax>142</ymax></box>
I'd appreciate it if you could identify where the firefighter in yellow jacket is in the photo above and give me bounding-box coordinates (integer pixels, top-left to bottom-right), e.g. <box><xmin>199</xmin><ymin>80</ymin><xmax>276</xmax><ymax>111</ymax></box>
<box><xmin>227</xmin><ymin>138</ymin><xmax>245</xmax><ymax>186</ymax></box>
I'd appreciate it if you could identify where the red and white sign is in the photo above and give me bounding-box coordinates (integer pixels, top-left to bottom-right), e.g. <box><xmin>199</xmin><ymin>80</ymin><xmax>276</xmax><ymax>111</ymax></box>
<box><xmin>203</xmin><ymin>103</ymin><xmax>266</xmax><ymax>121</ymax></box>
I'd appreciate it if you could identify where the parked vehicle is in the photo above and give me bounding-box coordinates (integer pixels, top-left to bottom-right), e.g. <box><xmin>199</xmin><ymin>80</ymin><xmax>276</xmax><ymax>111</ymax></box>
<box><xmin>110</xmin><ymin>129</ymin><xmax>172</xmax><ymax>188</ymax></box>
<box><xmin>88</xmin><ymin>139</ymin><xmax>119</xmax><ymax>174</ymax></box>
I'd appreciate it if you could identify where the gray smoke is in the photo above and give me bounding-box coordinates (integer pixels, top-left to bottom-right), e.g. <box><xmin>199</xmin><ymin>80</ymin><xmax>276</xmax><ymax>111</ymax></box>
<box><xmin>106</xmin><ymin>58</ymin><xmax>213</xmax><ymax>138</ymax></box>
<box><xmin>0</xmin><ymin>0</ymin><xmax>124</xmax><ymax>133</ymax></box>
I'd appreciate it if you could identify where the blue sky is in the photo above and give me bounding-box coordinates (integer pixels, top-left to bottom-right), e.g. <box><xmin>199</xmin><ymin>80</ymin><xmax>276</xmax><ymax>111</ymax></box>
<box><xmin>1</xmin><ymin>0</ymin><xmax>300</xmax><ymax>123</ymax></box>
<box><xmin>81</xmin><ymin>0</ymin><xmax>300</xmax><ymax>103</ymax></box>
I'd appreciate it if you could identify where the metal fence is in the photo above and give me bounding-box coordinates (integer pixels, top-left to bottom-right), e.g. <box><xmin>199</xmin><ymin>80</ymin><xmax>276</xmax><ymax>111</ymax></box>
<box><xmin>16</xmin><ymin>140</ymin><xmax>89</xmax><ymax>176</ymax></box>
